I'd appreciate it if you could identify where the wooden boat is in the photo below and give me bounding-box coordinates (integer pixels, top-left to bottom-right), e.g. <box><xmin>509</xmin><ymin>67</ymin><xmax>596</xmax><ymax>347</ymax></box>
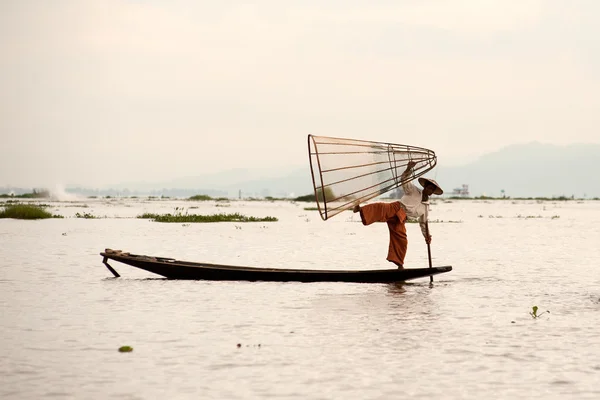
<box><xmin>100</xmin><ymin>249</ymin><xmax>452</xmax><ymax>283</ymax></box>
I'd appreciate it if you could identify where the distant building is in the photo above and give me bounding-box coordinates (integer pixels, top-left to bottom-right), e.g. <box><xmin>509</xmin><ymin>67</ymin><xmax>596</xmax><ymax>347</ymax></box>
<box><xmin>451</xmin><ymin>184</ymin><xmax>470</xmax><ymax>197</ymax></box>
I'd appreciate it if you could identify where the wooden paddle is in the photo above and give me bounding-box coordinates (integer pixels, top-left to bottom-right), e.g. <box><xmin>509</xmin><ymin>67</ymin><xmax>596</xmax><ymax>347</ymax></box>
<box><xmin>425</xmin><ymin>221</ymin><xmax>433</xmax><ymax>283</ymax></box>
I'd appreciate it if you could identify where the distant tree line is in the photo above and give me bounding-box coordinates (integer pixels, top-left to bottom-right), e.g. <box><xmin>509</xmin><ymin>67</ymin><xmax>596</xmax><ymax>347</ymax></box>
<box><xmin>0</xmin><ymin>189</ymin><xmax>50</xmax><ymax>198</ymax></box>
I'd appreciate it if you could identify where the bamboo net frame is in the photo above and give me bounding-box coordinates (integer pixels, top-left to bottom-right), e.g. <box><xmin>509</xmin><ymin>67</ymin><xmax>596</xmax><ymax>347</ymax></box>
<box><xmin>308</xmin><ymin>134</ymin><xmax>437</xmax><ymax>221</ymax></box>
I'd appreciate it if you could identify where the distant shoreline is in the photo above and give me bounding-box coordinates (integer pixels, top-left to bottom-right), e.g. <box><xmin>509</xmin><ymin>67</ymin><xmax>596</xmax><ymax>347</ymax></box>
<box><xmin>1</xmin><ymin>191</ymin><xmax>598</xmax><ymax>202</ymax></box>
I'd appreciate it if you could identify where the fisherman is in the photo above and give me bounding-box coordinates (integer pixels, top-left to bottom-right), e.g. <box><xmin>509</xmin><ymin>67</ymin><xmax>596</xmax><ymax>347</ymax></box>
<box><xmin>352</xmin><ymin>161</ymin><xmax>443</xmax><ymax>269</ymax></box>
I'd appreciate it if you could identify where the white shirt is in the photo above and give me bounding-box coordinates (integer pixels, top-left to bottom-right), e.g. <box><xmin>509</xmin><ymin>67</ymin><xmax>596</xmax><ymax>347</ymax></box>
<box><xmin>400</xmin><ymin>180</ymin><xmax>429</xmax><ymax>239</ymax></box>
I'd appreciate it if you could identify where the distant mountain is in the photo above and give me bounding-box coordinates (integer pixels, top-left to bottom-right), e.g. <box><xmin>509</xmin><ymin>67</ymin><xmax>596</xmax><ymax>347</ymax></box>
<box><xmin>435</xmin><ymin>142</ymin><xmax>600</xmax><ymax>198</ymax></box>
<box><xmin>53</xmin><ymin>142</ymin><xmax>600</xmax><ymax>199</ymax></box>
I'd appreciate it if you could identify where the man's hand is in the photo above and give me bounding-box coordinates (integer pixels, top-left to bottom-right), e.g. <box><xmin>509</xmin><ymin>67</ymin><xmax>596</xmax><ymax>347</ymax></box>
<box><xmin>403</xmin><ymin>161</ymin><xmax>417</xmax><ymax>176</ymax></box>
<box><xmin>425</xmin><ymin>235</ymin><xmax>432</xmax><ymax>244</ymax></box>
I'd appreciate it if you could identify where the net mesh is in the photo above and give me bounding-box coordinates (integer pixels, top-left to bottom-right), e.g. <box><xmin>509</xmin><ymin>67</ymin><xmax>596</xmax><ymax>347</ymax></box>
<box><xmin>308</xmin><ymin>134</ymin><xmax>438</xmax><ymax>220</ymax></box>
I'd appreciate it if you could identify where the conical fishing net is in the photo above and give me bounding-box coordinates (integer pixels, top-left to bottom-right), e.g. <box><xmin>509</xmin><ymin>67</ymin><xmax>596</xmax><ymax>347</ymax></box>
<box><xmin>308</xmin><ymin>134</ymin><xmax>438</xmax><ymax>220</ymax></box>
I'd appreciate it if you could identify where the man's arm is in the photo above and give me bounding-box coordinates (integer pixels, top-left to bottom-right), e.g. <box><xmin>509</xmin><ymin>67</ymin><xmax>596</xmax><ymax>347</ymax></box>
<box><xmin>401</xmin><ymin>161</ymin><xmax>417</xmax><ymax>194</ymax></box>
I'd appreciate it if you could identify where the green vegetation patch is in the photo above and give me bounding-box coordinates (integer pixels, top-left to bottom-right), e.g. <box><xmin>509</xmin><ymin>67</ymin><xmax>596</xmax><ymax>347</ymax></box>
<box><xmin>187</xmin><ymin>194</ymin><xmax>229</xmax><ymax>201</ymax></box>
<box><xmin>295</xmin><ymin>188</ymin><xmax>338</xmax><ymax>203</ymax></box>
<box><xmin>317</xmin><ymin>187</ymin><xmax>335</xmax><ymax>202</ymax></box>
<box><xmin>263</xmin><ymin>196</ymin><xmax>287</xmax><ymax>201</ymax></box>
<box><xmin>188</xmin><ymin>195</ymin><xmax>213</xmax><ymax>201</ymax></box>
<box><xmin>295</xmin><ymin>193</ymin><xmax>315</xmax><ymax>202</ymax></box>
<box><xmin>138</xmin><ymin>212</ymin><xmax>278</xmax><ymax>223</ymax></box>
<box><xmin>0</xmin><ymin>204</ymin><xmax>63</xmax><ymax>219</ymax></box>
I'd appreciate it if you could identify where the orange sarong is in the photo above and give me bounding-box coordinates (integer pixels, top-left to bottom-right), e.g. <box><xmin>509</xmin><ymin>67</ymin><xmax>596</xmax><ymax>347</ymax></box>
<box><xmin>359</xmin><ymin>202</ymin><xmax>408</xmax><ymax>267</ymax></box>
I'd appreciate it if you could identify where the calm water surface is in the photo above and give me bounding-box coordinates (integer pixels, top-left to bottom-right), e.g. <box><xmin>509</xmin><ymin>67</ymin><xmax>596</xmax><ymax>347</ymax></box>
<box><xmin>1</xmin><ymin>198</ymin><xmax>600</xmax><ymax>399</ymax></box>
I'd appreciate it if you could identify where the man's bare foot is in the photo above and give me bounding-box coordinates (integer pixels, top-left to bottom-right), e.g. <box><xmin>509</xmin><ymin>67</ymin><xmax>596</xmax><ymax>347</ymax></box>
<box><xmin>352</xmin><ymin>204</ymin><xmax>360</xmax><ymax>213</ymax></box>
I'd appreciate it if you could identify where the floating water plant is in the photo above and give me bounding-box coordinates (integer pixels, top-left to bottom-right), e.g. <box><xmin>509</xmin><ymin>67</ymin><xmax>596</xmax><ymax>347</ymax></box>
<box><xmin>529</xmin><ymin>305</ymin><xmax>550</xmax><ymax>319</ymax></box>
<box><xmin>75</xmin><ymin>211</ymin><xmax>98</xmax><ymax>219</ymax></box>
<box><xmin>236</xmin><ymin>343</ymin><xmax>261</xmax><ymax>348</ymax></box>
<box><xmin>441</xmin><ymin>195</ymin><xmax>584</xmax><ymax>201</ymax></box>
<box><xmin>118</xmin><ymin>346</ymin><xmax>133</xmax><ymax>352</ymax></box>
<box><xmin>516</xmin><ymin>214</ymin><xmax>543</xmax><ymax>219</ymax></box>
<box><xmin>0</xmin><ymin>204</ymin><xmax>63</xmax><ymax>219</ymax></box>
<box><xmin>405</xmin><ymin>218</ymin><xmax>462</xmax><ymax>224</ymax></box>
<box><xmin>138</xmin><ymin>211</ymin><xmax>278</xmax><ymax>223</ymax></box>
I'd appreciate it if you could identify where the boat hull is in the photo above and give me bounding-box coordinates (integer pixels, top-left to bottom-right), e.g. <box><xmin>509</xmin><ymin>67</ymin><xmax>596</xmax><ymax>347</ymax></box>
<box><xmin>100</xmin><ymin>249</ymin><xmax>452</xmax><ymax>283</ymax></box>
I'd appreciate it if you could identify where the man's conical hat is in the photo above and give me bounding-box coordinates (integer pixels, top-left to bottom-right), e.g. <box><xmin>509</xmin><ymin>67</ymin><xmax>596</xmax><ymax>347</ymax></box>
<box><xmin>418</xmin><ymin>177</ymin><xmax>443</xmax><ymax>195</ymax></box>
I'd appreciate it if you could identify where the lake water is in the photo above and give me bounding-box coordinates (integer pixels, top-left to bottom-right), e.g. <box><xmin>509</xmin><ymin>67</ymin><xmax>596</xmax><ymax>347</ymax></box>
<box><xmin>2</xmin><ymin>197</ymin><xmax>600</xmax><ymax>399</ymax></box>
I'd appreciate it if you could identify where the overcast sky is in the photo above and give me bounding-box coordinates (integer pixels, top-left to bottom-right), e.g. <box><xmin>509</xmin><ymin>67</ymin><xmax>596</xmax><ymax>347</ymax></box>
<box><xmin>1</xmin><ymin>0</ymin><xmax>599</xmax><ymax>188</ymax></box>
